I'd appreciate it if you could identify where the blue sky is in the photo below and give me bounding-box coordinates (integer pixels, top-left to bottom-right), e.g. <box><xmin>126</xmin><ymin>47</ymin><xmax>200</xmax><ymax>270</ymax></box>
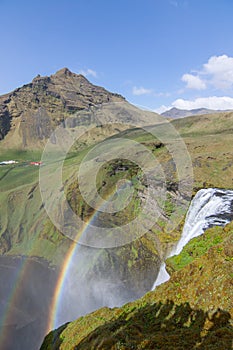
<box><xmin>1</xmin><ymin>0</ymin><xmax>233</xmax><ymax>112</ymax></box>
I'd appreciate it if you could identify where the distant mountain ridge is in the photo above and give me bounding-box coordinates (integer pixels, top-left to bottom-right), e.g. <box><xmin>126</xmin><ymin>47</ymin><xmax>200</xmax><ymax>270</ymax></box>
<box><xmin>161</xmin><ymin>106</ymin><xmax>232</xmax><ymax>118</ymax></box>
<box><xmin>0</xmin><ymin>68</ymin><xmax>125</xmax><ymax>148</ymax></box>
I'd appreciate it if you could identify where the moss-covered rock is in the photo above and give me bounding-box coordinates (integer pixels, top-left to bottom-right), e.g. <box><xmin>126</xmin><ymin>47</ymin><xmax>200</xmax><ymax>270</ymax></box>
<box><xmin>166</xmin><ymin>221</ymin><xmax>233</xmax><ymax>274</ymax></box>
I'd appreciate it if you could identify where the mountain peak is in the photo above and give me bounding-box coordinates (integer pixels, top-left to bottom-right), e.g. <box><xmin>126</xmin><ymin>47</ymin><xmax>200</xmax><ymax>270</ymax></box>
<box><xmin>0</xmin><ymin>68</ymin><xmax>125</xmax><ymax>147</ymax></box>
<box><xmin>32</xmin><ymin>68</ymin><xmax>87</xmax><ymax>85</ymax></box>
<box><xmin>54</xmin><ymin>67</ymin><xmax>74</xmax><ymax>77</ymax></box>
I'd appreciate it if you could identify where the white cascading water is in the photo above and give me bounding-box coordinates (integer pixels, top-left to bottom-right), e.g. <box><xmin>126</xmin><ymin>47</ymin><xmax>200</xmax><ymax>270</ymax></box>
<box><xmin>152</xmin><ymin>188</ymin><xmax>233</xmax><ymax>289</ymax></box>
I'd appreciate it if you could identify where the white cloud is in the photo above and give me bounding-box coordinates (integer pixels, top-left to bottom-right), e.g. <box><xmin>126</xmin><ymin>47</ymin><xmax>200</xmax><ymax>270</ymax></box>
<box><xmin>79</xmin><ymin>68</ymin><xmax>97</xmax><ymax>78</ymax></box>
<box><xmin>172</xmin><ymin>96</ymin><xmax>233</xmax><ymax>110</ymax></box>
<box><xmin>182</xmin><ymin>54</ymin><xmax>233</xmax><ymax>91</ymax></box>
<box><xmin>203</xmin><ymin>55</ymin><xmax>233</xmax><ymax>89</ymax></box>
<box><xmin>132</xmin><ymin>86</ymin><xmax>153</xmax><ymax>96</ymax></box>
<box><xmin>155</xmin><ymin>55</ymin><xmax>233</xmax><ymax>114</ymax></box>
<box><xmin>182</xmin><ymin>73</ymin><xmax>206</xmax><ymax>90</ymax></box>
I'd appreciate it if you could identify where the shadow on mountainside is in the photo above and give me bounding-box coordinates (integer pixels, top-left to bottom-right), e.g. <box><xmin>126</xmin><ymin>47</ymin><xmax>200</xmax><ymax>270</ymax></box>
<box><xmin>40</xmin><ymin>322</ymin><xmax>70</xmax><ymax>350</ymax></box>
<box><xmin>73</xmin><ymin>300</ymin><xmax>233</xmax><ymax>350</ymax></box>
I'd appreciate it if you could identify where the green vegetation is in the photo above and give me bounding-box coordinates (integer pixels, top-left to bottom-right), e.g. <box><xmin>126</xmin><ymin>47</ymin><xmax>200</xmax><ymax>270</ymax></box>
<box><xmin>166</xmin><ymin>224</ymin><xmax>230</xmax><ymax>273</ymax></box>
<box><xmin>66</xmin><ymin>159</ymin><xmax>145</xmax><ymax>227</ymax></box>
<box><xmin>164</xmin><ymin>193</ymin><xmax>175</xmax><ymax>217</ymax></box>
<box><xmin>41</xmin><ymin>302</ymin><xmax>233</xmax><ymax>350</ymax></box>
<box><xmin>0</xmin><ymin>149</ymin><xmax>71</xmax><ymax>264</ymax></box>
<box><xmin>1</xmin><ymin>112</ymin><xmax>233</xmax><ymax>265</ymax></box>
<box><xmin>0</xmin><ymin>148</ymin><xmax>42</xmax><ymax>162</ymax></box>
<box><xmin>40</xmin><ymin>223</ymin><xmax>233</xmax><ymax>350</ymax></box>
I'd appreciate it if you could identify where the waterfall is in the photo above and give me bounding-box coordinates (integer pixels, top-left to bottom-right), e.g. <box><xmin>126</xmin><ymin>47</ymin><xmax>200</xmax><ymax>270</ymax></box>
<box><xmin>152</xmin><ymin>188</ymin><xmax>233</xmax><ymax>289</ymax></box>
<box><xmin>54</xmin><ymin>187</ymin><xmax>233</xmax><ymax>325</ymax></box>
<box><xmin>152</xmin><ymin>262</ymin><xmax>170</xmax><ymax>288</ymax></box>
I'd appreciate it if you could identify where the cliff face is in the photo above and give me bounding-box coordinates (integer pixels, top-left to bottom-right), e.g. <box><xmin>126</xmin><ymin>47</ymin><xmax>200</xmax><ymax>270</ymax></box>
<box><xmin>0</xmin><ymin>102</ymin><xmax>11</xmax><ymax>139</ymax></box>
<box><xmin>0</xmin><ymin>68</ymin><xmax>124</xmax><ymax>148</ymax></box>
<box><xmin>40</xmin><ymin>222</ymin><xmax>233</xmax><ymax>350</ymax></box>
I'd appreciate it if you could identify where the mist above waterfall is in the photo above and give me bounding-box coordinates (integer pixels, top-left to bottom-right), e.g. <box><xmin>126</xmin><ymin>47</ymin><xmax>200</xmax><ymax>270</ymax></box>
<box><xmin>55</xmin><ymin>239</ymin><xmax>160</xmax><ymax>329</ymax></box>
<box><xmin>55</xmin><ymin>246</ymin><xmax>132</xmax><ymax>327</ymax></box>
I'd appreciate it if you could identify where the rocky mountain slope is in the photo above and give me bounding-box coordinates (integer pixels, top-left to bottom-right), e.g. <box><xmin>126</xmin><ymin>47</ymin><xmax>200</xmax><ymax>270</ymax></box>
<box><xmin>0</xmin><ymin>68</ymin><xmax>125</xmax><ymax>148</ymax></box>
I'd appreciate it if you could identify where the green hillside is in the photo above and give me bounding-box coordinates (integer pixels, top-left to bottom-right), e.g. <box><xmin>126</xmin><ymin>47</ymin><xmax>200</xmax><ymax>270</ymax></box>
<box><xmin>0</xmin><ymin>111</ymin><xmax>232</xmax><ymax>262</ymax></box>
<box><xmin>40</xmin><ymin>222</ymin><xmax>233</xmax><ymax>350</ymax></box>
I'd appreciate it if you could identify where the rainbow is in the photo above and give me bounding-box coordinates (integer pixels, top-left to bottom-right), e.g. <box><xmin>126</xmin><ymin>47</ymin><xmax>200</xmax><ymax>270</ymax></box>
<box><xmin>46</xmin><ymin>185</ymin><xmax>123</xmax><ymax>333</ymax></box>
<box><xmin>0</xmin><ymin>182</ymin><xmax>132</xmax><ymax>347</ymax></box>
<box><xmin>0</xmin><ymin>209</ymin><xmax>102</xmax><ymax>347</ymax></box>
<box><xmin>46</xmin><ymin>225</ymin><xmax>83</xmax><ymax>333</ymax></box>
<box><xmin>0</xmin><ymin>256</ymin><xmax>36</xmax><ymax>347</ymax></box>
